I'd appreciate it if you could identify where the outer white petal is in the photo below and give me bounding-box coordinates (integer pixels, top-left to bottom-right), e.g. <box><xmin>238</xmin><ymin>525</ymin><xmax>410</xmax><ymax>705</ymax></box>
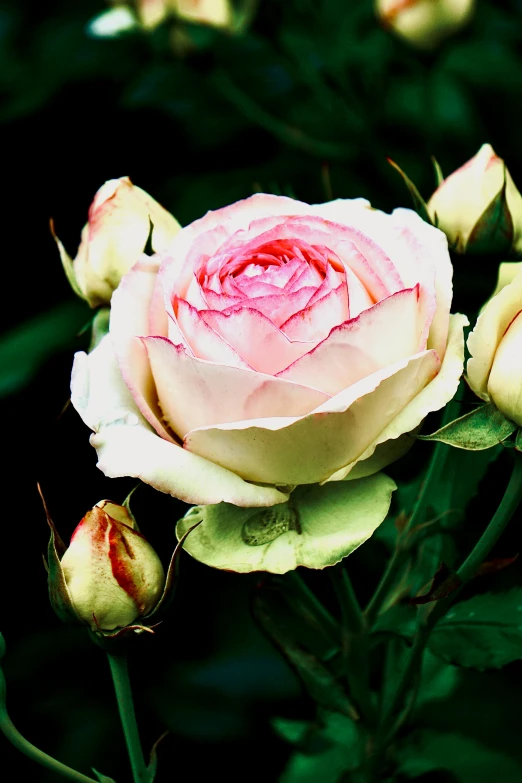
<box><xmin>70</xmin><ymin>335</ymin><xmax>289</xmax><ymax>507</ymax></box>
<box><xmin>337</xmin><ymin>312</ymin><xmax>468</xmax><ymax>481</ymax></box>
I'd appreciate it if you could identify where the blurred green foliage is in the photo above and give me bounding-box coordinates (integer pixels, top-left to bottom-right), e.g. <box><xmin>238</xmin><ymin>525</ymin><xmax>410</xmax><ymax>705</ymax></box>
<box><xmin>2</xmin><ymin>0</ymin><xmax>522</xmax><ymax>781</ymax></box>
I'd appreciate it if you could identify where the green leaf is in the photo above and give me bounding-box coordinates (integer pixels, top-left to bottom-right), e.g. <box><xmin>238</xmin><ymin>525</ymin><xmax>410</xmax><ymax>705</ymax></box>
<box><xmin>466</xmin><ymin>170</ymin><xmax>515</xmax><ymax>255</ymax></box>
<box><xmin>279</xmin><ymin>711</ymin><xmax>360</xmax><ymax>783</ymax></box>
<box><xmin>0</xmin><ymin>300</ymin><xmax>89</xmax><ymax>397</ymax></box>
<box><xmin>176</xmin><ymin>474</ymin><xmax>396</xmax><ymax>573</ymax></box>
<box><xmin>387</xmin><ymin>158</ymin><xmax>432</xmax><ymax>224</ymax></box>
<box><xmin>428</xmin><ymin>589</ymin><xmax>522</xmax><ymax>670</ymax></box>
<box><xmin>272</xmin><ymin>718</ymin><xmax>310</xmax><ymax>746</ymax></box>
<box><xmin>418</xmin><ymin>403</ymin><xmax>517</xmax><ymax>450</ymax></box>
<box><xmin>397</xmin><ymin>730</ymin><xmax>522</xmax><ymax>783</ymax></box>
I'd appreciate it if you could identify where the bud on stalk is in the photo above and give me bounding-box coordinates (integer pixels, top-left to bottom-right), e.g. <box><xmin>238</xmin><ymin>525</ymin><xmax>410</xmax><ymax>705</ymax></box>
<box><xmin>52</xmin><ymin>177</ymin><xmax>180</xmax><ymax>308</ymax></box>
<box><xmin>427</xmin><ymin>144</ymin><xmax>522</xmax><ymax>257</ymax></box>
<box><xmin>47</xmin><ymin>500</ymin><xmax>166</xmax><ymax>634</ymax></box>
<box><xmin>375</xmin><ymin>0</ymin><xmax>475</xmax><ymax>50</ymax></box>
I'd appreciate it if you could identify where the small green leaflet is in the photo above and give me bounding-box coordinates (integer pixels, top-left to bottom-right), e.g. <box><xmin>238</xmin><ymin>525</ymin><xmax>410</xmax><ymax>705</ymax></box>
<box><xmin>419</xmin><ymin>402</ymin><xmax>517</xmax><ymax>450</ymax></box>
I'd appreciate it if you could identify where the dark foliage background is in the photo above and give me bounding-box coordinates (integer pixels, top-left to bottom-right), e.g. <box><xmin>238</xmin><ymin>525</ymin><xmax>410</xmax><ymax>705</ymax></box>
<box><xmin>2</xmin><ymin>0</ymin><xmax>522</xmax><ymax>781</ymax></box>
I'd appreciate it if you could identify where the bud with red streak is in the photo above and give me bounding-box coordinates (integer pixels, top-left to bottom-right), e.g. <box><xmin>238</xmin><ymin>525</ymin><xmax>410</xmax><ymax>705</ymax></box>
<box><xmin>48</xmin><ymin>500</ymin><xmax>165</xmax><ymax>633</ymax></box>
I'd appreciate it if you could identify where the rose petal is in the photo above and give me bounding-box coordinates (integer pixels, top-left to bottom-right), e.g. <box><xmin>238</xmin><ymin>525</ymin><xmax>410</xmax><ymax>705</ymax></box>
<box><xmin>110</xmin><ymin>256</ymin><xmax>174</xmax><ymax>441</ymax></box>
<box><xmin>467</xmin><ymin>269</ymin><xmax>522</xmax><ymax>400</ymax></box>
<box><xmin>280</xmin><ymin>283</ymin><xmax>349</xmax><ymax>343</ymax></box>
<box><xmin>220</xmin><ymin>286</ymin><xmax>318</xmax><ymax>328</ymax></box>
<box><xmin>172</xmin><ymin>297</ymin><xmax>251</xmax><ymax>368</ymax></box>
<box><xmin>200</xmin><ymin>306</ymin><xmax>313</xmax><ymax>374</ymax></box>
<box><xmin>159</xmin><ymin>194</ymin><xmax>313</xmax><ymax>302</ymax></box>
<box><xmin>184</xmin><ymin>349</ymin><xmax>440</xmax><ymax>486</ymax></box>
<box><xmin>176</xmin><ymin>474</ymin><xmax>396</xmax><ymax>574</ymax></box>
<box><xmin>71</xmin><ymin>335</ymin><xmax>289</xmax><ymax>507</ymax></box>
<box><xmin>313</xmin><ymin>202</ymin><xmax>449</xmax><ymax>358</ymax></box>
<box><xmin>143</xmin><ymin>336</ymin><xmax>330</xmax><ymax>437</ymax></box>
<box><xmin>278</xmin><ymin>286</ymin><xmax>422</xmax><ymax>395</ymax></box>
<box><xmin>329</xmin><ymin>312</ymin><xmax>468</xmax><ymax>481</ymax></box>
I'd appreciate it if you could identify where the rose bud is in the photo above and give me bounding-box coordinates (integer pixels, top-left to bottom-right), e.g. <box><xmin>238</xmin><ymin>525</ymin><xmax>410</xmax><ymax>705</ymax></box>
<box><xmin>467</xmin><ymin>266</ymin><xmax>522</xmax><ymax>427</ymax></box>
<box><xmin>376</xmin><ymin>0</ymin><xmax>475</xmax><ymax>50</ymax></box>
<box><xmin>52</xmin><ymin>176</ymin><xmax>180</xmax><ymax>308</ymax></box>
<box><xmin>47</xmin><ymin>501</ymin><xmax>165</xmax><ymax>632</ymax></box>
<box><xmin>137</xmin><ymin>0</ymin><xmax>233</xmax><ymax>30</ymax></box>
<box><xmin>427</xmin><ymin>144</ymin><xmax>522</xmax><ymax>256</ymax></box>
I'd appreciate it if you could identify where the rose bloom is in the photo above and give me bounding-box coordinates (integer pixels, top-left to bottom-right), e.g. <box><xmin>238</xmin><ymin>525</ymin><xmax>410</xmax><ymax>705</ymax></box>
<box><xmin>467</xmin><ymin>265</ymin><xmax>522</xmax><ymax>427</ymax></box>
<box><xmin>71</xmin><ymin>194</ymin><xmax>466</xmax><ymax>509</ymax></box>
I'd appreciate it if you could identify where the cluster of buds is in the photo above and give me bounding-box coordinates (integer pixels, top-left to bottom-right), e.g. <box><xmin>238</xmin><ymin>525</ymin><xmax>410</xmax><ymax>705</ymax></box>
<box><xmin>45</xmin><ymin>498</ymin><xmax>194</xmax><ymax>637</ymax></box>
<box><xmin>375</xmin><ymin>0</ymin><xmax>476</xmax><ymax>50</ymax></box>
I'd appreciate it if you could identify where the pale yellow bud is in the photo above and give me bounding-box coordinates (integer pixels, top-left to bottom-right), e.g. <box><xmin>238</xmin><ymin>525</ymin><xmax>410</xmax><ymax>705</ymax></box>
<box><xmin>376</xmin><ymin>0</ymin><xmax>475</xmax><ymax>50</ymax></box>
<box><xmin>427</xmin><ymin>144</ymin><xmax>522</xmax><ymax>255</ymax></box>
<box><xmin>53</xmin><ymin>177</ymin><xmax>181</xmax><ymax>307</ymax></box>
<box><xmin>467</xmin><ymin>268</ymin><xmax>522</xmax><ymax>426</ymax></box>
<box><xmin>59</xmin><ymin>501</ymin><xmax>165</xmax><ymax>631</ymax></box>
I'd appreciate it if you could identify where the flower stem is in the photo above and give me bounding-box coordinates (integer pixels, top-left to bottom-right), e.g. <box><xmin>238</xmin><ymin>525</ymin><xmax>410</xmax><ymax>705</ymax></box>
<box><xmin>285</xmin><ymin>570</ymin><xmax>340</xmax><ymax>650</ymax></box>
<box><xmin>376</xmin><ymin>451</ymin><xmax>522</xmax><ymax>753</ymax></box>
<box><xmin>107</xmin><ymin>652</ymin><xmax>148</xmax><ymax>783</ymax></box>
<box><xmin>0</xmin><ymin>667</ymin><xmax>99</xmax><ymax>783</ymax></box>
<box><xmin>330</xmin><ymin>565</ymin><xmax>375</xmax><ymax>725</ymax></box>
<box><xmin>365</xmin><ymin>393</ymin><xmax>461</xmax><ymax>627</ymax></box>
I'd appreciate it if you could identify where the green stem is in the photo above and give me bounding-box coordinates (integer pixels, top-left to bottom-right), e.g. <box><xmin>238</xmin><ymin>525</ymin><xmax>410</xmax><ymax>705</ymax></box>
<box><xmin>364</xmin><ymin>441</ymin><xmax>447</xmax><ymax>626</ymax></box>
<box><xmin>285</xmin><ymin>570</ymin><xmax>340</xmax><ymax>650</ymax></box>
<box><xmin>107</xmin><ymin>653</ymin><xmax>148</xmax><ymax>783</ymax></box>
<box><xmin>0</xmin><ymin>682</ymin><xmax>98</xmax><ymax>783</ymax></box>
<box><xmin>377</xmin><ymin>452</ymin><xmax>522</xmax><ymax>752</ymax></box>
<box><xmin>330</xmin><ymin>565</ymin><xmax>375</xmax><ymax>726</ymax></box>
<box><xmin>365</xmin><ymin>394</ymin><xmax>461</xmax><ymax>627</ymax></box>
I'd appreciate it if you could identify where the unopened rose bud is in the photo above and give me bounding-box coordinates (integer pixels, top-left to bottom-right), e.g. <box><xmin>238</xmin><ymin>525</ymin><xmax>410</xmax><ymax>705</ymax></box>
<box><xmin>137</xmin><ymin>0</ymin><xmax>233</xmax><ymax>30</ymax></box>
<box><xmin>48</xmin><ymin>501</ymin><xmax>165</xmax><ymax>632</ymax></box>
<box><xmin>52</xmin><ymin>177</ymin><xmax>180</xmax><ymax>307</ymax></box>
<box><xmin>427</xmin><ymin>144</ymin><xmax>522</xmax><ymax>256</ymax></box>
<box><xmin>467</xmin><ymin>267</ymin><xmax>522</xmax><ymax>427</ymax></box>
<box><xmin>376</xmin><ymin>0</ymin><xmax>475</xmax><ymax>50</ymax></box>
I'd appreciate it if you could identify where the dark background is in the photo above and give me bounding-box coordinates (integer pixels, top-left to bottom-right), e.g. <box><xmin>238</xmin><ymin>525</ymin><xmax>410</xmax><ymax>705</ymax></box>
<box><xmin>2</xmin><ymin>0</ymin><xmax>522</xmax><ymax>780</ymax></box>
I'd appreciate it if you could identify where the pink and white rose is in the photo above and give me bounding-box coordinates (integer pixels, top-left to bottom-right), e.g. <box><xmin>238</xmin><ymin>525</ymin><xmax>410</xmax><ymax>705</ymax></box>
<box><xmin>71</xmin><ymin>194</ymin><xmax>467</xmax><ymax>521</ymax></box>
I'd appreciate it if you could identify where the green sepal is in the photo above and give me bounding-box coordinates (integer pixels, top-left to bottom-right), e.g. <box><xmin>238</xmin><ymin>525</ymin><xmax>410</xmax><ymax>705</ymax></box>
<box><xmin>40</xmin><ymin>486</ymin><xmax>78</xmax><ymax>625</ymax></box>
<box><xmin>466</xmin><ymin>167</ymin><xmax>514</xmax><ymax>255</ymax></box>
<box><xmin>387</xmin><ymin>158</ymin><xmax>432</xmax><ymax>224</ymax></box>
<box><xmin>176</xmin><ymin>475</ymin><xmax>396</xmax><ymax>574</ymax></box>
<box><xmin>144</xmin><ymin>520</ymin><xmax>201</xmax><ymax>622</ymax></box>
<box><xmin>146</xmin><ymin>731</ymin><xmax>169</xmax><ymax>783</ymax></box>
<box><xmin>515</xmin><ymin>428</ymin><xmax>522</xmax><ymax>451</ymax></box>
<box><xmin>92</xmin><ymin>770</ymin><xmax>117</xmax><ymax>783</ymax></box>
<box><xmin>418</xmin><ymin>402</ymin><xmax>517</xmax><ymax>450</ymax></box>
<box><xmin>49</xmin><ymin>219</ymin><xmax>88</xmax><ymax>303</ymax></box>
<box><xmin>431</xmin><ymin>156</ymin><xmax>444</xmax><ymax>188</ymax></box>
<box><xmin>89</xmin><ymin>308</ymin><xmax>110</xmax><ymax>352</ymax></box>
